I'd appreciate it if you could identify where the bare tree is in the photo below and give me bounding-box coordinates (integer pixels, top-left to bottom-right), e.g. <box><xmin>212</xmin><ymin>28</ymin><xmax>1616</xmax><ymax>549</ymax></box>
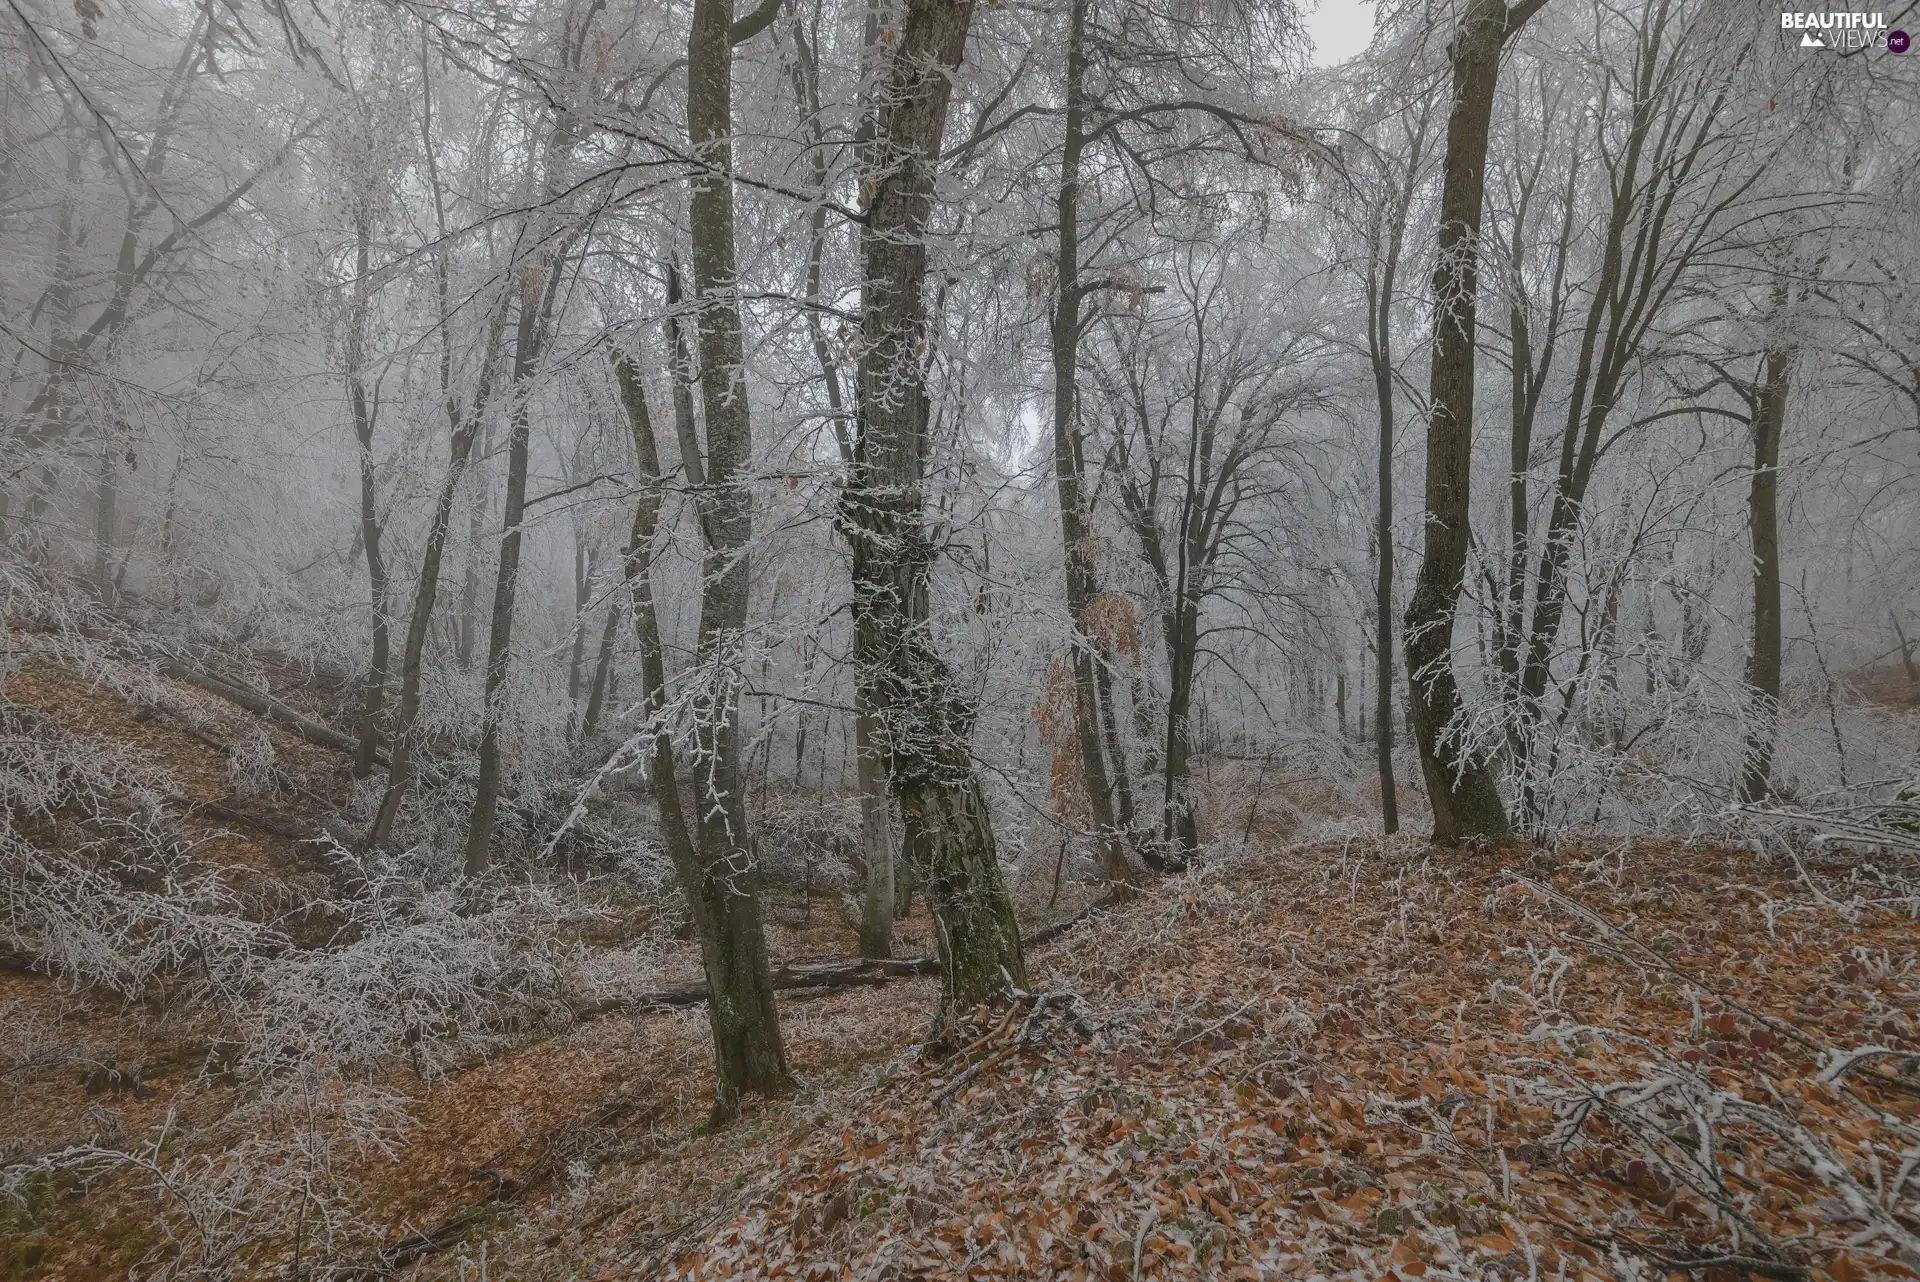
<box><xmin>365</xmin><ymin>64</ymin><xmax>513</xmax><ymax>852</ymax></box>
<box><xmin>612</xmin><ymin>340</ymin><xmax>791</xmax><ymax>1122</ymax></box>
<box><xmin>662</xmin><ymin>0</ymin><xmax>799</xmax><ymax>1113</ymax></box>
<box><xmin>841</xmin><ymin>0</ymin><xmax>1027</xmax><ymax>1011</ymax></box>
<box><xmin>1401</xmin><ymin>0</ymin><xmax>1546</xmax><ymax>844</ymax></box>
<box><xmin>1090</xmin><ymin>240</ymin><xmax>1329</xmax><ymax>863</ymax></box>
<box><xmin>343</xmin><ymin>212</ymin><xmax>392</xmax><ymax>780</ymax></box>
<box><xmin>1357</xmin><ymin>100</ymin><xmax>1433</xmax><ymax>835</ymax></box>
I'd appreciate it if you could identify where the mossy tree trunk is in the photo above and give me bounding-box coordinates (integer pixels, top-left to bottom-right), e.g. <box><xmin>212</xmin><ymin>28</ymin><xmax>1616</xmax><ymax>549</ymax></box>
<box><xmin>842</xmin><ymin>0</ymin><xmax>1025</xmax><ymax>1012</ymax></box>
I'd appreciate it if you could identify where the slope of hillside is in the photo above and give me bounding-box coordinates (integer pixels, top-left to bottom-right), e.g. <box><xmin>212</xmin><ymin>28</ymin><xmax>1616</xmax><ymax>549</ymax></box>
<box><xmin>6</xmin><ymin>638</ymin><xmax>1919</xmax><ymax>1282</ymax></box>
<box><xmin>491</xmin><ymin>841</ymin><xmax>1920</xmax><ymax>1282</ymax></box>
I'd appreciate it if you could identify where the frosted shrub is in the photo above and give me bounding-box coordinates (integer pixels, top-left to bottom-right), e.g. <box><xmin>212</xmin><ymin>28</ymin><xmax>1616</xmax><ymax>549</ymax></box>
<box><xmin>222</xmin><ymin>725</ymin><xmax>277</xmax><ymax>799</ymax></box>
<box><xmin>2</xmin><ymin>1064</ymin><xmax>407</xmax><ymax>1281</ymax></box>
<box><xmin>0</xmin><ymin>700</ymin><xmax>272</xmax><ymax>999</ymax></box>
<box><xmin>237</xmin><ymin>846</ymin><xmax>593</xmax><ymax>1077</ymax></box>
<box><xmin>1</xmin><ymin>698</ymin><xmax>605</xmax><ymax>1075</ymax></box>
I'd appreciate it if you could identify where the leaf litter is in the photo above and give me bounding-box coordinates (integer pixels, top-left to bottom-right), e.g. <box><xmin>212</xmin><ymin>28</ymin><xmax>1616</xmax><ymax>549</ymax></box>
<box><xmin>512</xmin><ymin>838</ymin><xmax>1920</xmax><ymax>1282</ymax></box>
<box><xmin>8</xmin><ymin>655</ymin><xmax>1918</xmax><ymax>1282</ymax></box>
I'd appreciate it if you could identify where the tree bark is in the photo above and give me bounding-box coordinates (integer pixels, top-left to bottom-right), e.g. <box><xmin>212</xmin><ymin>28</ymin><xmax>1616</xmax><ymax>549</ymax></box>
<box><xmin>1372</xmin><ymin>422</ymin><xmax>1398</xmax><ymax>835</ymax></box>
<box><xmin>1161</xmin><ymin>595</ymin><xmax>1202</xmax><ymax>857</ymax></box>
<box><xmin>681</xmin><ymin>0</ymin><xmax>796</xmax><ymax>1120</ymax></box>
<box><xmin>1093</xmin><ymin>660</ymin><xmax>1138</xmax><ymax>840</ymax></box>
<box><xmin>579</xmin><ymin>599</ymin><xmax>621</xmax><ymax>741</ymax></box>
<box><xmin>347</xmin><ymin>219</ymin><xmax>391</xmax><ymax>780</ymax></box>
<box><xmin>1364</xmin><ymin>127</ymin><xmax>1426</xmax><ymax>836</ymax></box>
<box><xmin>1049</xmin><ymin>0</ymin><xmax>1134</xmax><ymax>889</ymax></box>
<box><xmin>841</xmin><ymin>0</ymin><xmax>1026</xmax><ymax>1012</ymax></box>
<box><xmin>1740</xmin><ymin>346</ymin><xmax>1790</xmax><ymax>803</ymax></box>
<box><xmin>855</xmin><ymin>700</ymin><xmax>895</xmax><ymax>959</ymax></box>
<box><xmin>463</xmin><ymin>253</ymin><xmax>558</xmax><ymax>876</ymax></box>
<box><xmin>455</xmin><ymin>456</ymin><xmax>488</xmax><ymax>671</ymax></box>
<box><xmin>366</xmin><ymin>295</ymin><xmax>508</xmax><ymax>854</ymax></box>
<box><xmin>1893</xmin><ymin>610</ymin><xmax>1919</xmax><ymax>686</ymax></box>
<box><xmin>612</xmin><ymin>345</ymin><xmax>790</xmax><ymax>1123</ymax></box>
<box><xmin>787</xmin><ymin>17</ymin><xmax>896</xmax><ymax>954</ymax></box>
<box><xmin>1402</xmin><ymin>0</ymin><xmax>1541</xmax><ymax>845</ymax></box>
<box><xmin>567</xmin><ymin>538</ymin><xmax>595</xmax><ymax>724</ymax></box>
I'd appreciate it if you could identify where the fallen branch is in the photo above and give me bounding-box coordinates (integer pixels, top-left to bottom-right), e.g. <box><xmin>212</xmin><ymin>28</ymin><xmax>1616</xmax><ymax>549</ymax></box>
<box><xmin>161</xmin><ymin>660</ymin><xmax>384</xmax><ymax>767</ymax></box>
<box><xmin>567</xmin><ymin>897</ymin><xmax>1112</xmax><ymax>1021</ymax></box>
<box><xmin>568</xmin><ymin>956</ymin><xmax>937</xmax><ymax>1019</ymax></box>
<box><xmin>1734</xmin><ymin>803</ymin><xmax>1920</xmax><ymax>855</ymax></box>
<box><xmin>932</xmin><ymin>991</ymin><xmax>1083</xmax><ymax>1106</ymax></box>
<box><xmin>195</xmin><ymin>798</ymin><xmax>326</xmax><ymax>842</ymax></box>
<box><xmin>1022</xmin><ymin>893</ymin><xmax>1119</xmax><ymax>951</ymax></box>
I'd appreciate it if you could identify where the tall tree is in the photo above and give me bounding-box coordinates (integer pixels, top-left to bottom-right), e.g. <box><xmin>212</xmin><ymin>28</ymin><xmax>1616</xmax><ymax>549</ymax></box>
<box><xmin>366</xmin><ymin>41</ymin><xmax>512</xmax><ymax>852</ymax></box>
<box><xmin>1090</xmin><ymin>250</ymin><xmax>1324</xmax><ymax>864</ymax></box>
<box><xmin>1358</xmin><ymin>101</ymin><xmax>1432</xmax><ymax>836</ymax></box>
<box><xmin>461</xmin><ymin>14</ymin><xmax>593</xmax><ymax>874</ymax></box>
<box><xmin>660</xmin><ymin>0</ymin><xmax>799</xmax><ymax>1116</ymax></box>
<box><xmin>612</xmin><ymin>341</ymin><xmax>791</xmax><ymax>1123</ymax></box>
<box><xmin>462</xmin><ymin>243</ymin><xmax>567</xmax><ymax>875</ymax></box>
<box><xmin>842</xmin><ymin>0</ymin><xmax>1027</xmax><ymax>1012</ymax></box>
<box><xmin>344</xmin><ymin>211</ymin><xmax>391</xmax><ymax>780</ymax></box>
<box><xmin>1498</xmin><ymin>1</ymin><xmax>1788</xmax><ymax>823</ymax></box>
<box><xmin>1739</xmin><ymin>340</ymin><xmax>1792</xmax><ymax>802</ymax></box>
<box><xmin>1047</xmin><ymin>0</ymin><xmax>1139</xmax><ymax>885</ymax></box>
<box><xmin>785</xmin><ymin>12</ymin><xmax>899</xmax><ymax>958</ymax></box>
<box><xmin>1401</xmin><ymin>0</ymin><xmax>1545</xmax><ymax>844</ymax></box>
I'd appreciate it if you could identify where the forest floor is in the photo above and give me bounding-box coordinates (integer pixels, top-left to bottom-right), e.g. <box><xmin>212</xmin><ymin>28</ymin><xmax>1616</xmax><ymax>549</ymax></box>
<box><xmin>6</xmin><ymin>652</ymin><xmax>1920</xmax><ymax>1281</ymax></box>
<box><xmin>445</xmin><ymin>837</ymin><xmax>1920</xmax><ymax>1282</ymax></box>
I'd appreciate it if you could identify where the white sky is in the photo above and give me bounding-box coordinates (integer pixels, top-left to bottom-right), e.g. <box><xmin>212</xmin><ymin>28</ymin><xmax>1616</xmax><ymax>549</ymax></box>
<box><xmin>1303</xmin><ymin>0</ymin><xmax>1381</xmax><ymax>65</ymax></box>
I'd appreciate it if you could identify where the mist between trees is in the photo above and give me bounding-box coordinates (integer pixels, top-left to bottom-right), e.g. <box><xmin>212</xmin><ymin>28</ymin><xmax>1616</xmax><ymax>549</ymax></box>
<box><xmin>3</xmin><ymin>0</ymin><xmax>1919</xmax><ymax>1223</ymax></box>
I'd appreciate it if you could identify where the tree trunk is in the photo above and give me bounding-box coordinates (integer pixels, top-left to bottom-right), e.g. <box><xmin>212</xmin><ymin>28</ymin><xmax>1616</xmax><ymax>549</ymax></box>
<box><xmin>366</xmin><ymin>55</ymin><xmax>509</xmax><ymax>850</ymax></box>
<box><xmin>683</xmin><ymin>0</ymin><xmax>795</xmax><ymax>1120</ymax></box>
<box><xmin>364</xmin><ymin>432</ymin><xmax>475</xmax><ymax>852</ymax></box>
<box><xmin>842</xmin><ymin>0</ymin><xmax>1025</xmax><ymax>1012</ymax></box>
<box><xmin>1740</xmin><ymin>345</ymin><xmax>1790</xmax><ymax>803</ymax></box>
<box><xmin>567</xmin><ymin>538</ymin><xmax>594</xmax><ymax>723</ymax></box>
<box><xmin>366</xmin><ymin>298</ymin><xmax>508</xmax><ymax>853</ymax></box>
<box><xmin>855</xmin><ymin>698</ymin><xmax>895</xmax><ymax>959</ymax></box>
<box><xmin>1510</xmin><ymin>0</ymin><xmax>1716</xmax><ymax>808</ymax></box>
<box><xmin>92</xmin><ymin>444</ymin><xmax>118</xmax><ymax>602</ymax></box>
<box><xmin>579</xmin><ymin>599</ymin><xmax>621</xmax><ymax>741</ymax></box>
<box><xmin>1093</xmin><ymin>660</ymin><xmax>1138</xmax><ymax>840</ymax></box>
<box><xmin>612</xmin><ymin>345</ymin><xmax>790</xmax><ymax>1123</ymax></box>
<box><xmin>1161</xmin><ymin>595</ymin><xmax>1201</xmax><ymax>858</ymax></box>
<box><xmin>455</xmin><ymin>454</ymin><xmax>488</xmax><ymax>671</ymax></box>
<box><xmin>1402</xmin><ymin>0</ymin><xmax>1539</xmax><ymax>845</ymax></box>
<box><xmin>462</xmin><ymin>261</ymin><xmax>550</xmax><ymax>877</ymax></box>
<box><xmin>1365</xmin><ymin>174</ymin><xmax>1408</xmax><ymax>835</ymax></box>
<box><xmin>1049</xmin><ymin>0</ymin><xmax>1133</xmax><ymax>889</ymax></box>
<box><xmin>347</xmin><ymin>221</ymin><xmax>391</xmax><ymax>780</ymax></box>
<box><xmin>1893</xmin><ymin>610</ymin><xmax>1919</xmax><ymax>686</ymax></box>
<box><xmin>787</xmin><ymin>16</ymin><xmax>895</xmax><ymax>953</ymax></box>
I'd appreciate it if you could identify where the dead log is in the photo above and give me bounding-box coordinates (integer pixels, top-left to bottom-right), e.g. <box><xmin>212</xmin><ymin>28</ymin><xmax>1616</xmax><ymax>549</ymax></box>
<box><xmin>569</xmin><ymin>895</ymin><xmax>1114</xmax><ymax>1021</ymax></box>
<box><xmin>161</xmin><ymin>660</ymin><xmax>385</xmax><ymax>767</ymax></box>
